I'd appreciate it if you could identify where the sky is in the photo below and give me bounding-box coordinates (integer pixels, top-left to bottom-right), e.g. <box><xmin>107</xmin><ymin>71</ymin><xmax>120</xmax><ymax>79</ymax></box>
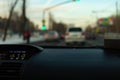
<box><xmin>0</xmin><ymin>0</ymin><xmax>118</xmax><ymax>29</ymax></box>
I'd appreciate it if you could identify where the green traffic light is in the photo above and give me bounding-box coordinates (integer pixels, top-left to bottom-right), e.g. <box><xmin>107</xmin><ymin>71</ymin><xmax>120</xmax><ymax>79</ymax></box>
<box><xmin>76</xmin><ymin>0</ymin><xmax>80</xmax><ymax>2</ymax></box>
<box><xmin>41</xmin><ymin>25</ymin><xmax>47</xmax><ymax>30</ymax></box>
<box><xmin>73</xmin><ymin>0</ymin><xmax>80</xmax><ymax>2</ymax></box>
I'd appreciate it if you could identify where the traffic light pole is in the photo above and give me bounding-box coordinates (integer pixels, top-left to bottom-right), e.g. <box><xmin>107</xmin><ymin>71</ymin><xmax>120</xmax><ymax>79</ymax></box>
<box><xmin>42</xmin><ymin>10</ymin><xmax>46</xmax><ymax>21</ymax></box>
<box><xmin>41</xmin><ymin>10</ymin><xmax>47</xmax><ymax>30</ymax></box>
<box><xmin>42</xmin><ymin>0</ymin><xmax>80</xmax><ymax>30</ymax></box>
<box><xmin>45</xmin><ymin>1</ymin><xmax>72</xmax><ymax>11</ymax></box>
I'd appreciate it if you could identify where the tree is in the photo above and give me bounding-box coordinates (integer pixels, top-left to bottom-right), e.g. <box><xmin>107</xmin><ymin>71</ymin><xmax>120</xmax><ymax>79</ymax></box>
<box><xmin>3</xmin><ymin>0</ymin><xmax>18</xmax><ymax>41</ymax></box>
<box><xmin>52</xmin><ymin>21</ymin><xmax>67</xmax><ymax>34</ymax></box>
<box><xmin>19</xmin><ymin>0</ymin><xmax>28</xmax><ymax>36</ymax></box>
<box><xmin>85</xmin><ymin>25</ymin><xmax>93</xmax><ymax>32</ymax></box>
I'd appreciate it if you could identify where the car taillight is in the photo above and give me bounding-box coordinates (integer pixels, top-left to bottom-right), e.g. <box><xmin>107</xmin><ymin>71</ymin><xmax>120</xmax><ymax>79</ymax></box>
<box><xmin>44</xmin><ymin>34</ymin><xmax>48</xmax><ymax>38</ymax></box>
<box><xmin>54</xmin><ymin>34</ymin><xmax>57</xmax><ymax>38</ymax></box>
<box><xmin>62</xmin><ymin>34</ymin><xmax>64</xmax><ymax>38</ymax></box>
<box><xmin>66</xmin><ymin>32</ymin><xmax>69</xmax><ymax>35</ymax></box>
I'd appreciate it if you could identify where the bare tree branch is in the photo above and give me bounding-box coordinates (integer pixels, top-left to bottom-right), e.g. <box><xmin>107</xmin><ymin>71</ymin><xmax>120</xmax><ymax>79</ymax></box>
<box><xmin>3</xmin><ymin>0</ymin><xmax>18</xmax><ymax>41</ymax></box>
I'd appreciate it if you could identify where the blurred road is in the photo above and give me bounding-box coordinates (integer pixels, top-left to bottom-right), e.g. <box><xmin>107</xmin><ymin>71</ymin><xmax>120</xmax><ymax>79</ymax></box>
<box><xmin>31</xmin><ymin>38</ymin><xmax>104</xmax><ymax>47</ymax></box>
<box><xmin>86</xmin><ymin>35</ymin><xmax>104</xmax><ymax>47</ymax></box>
<box><xmin>29</xmin><ymin>33</ymin><xmax>104</xmax><ymax>47</ymax></box>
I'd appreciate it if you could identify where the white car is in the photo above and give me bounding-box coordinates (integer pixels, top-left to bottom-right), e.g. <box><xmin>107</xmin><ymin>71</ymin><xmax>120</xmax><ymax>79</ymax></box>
<box><xmin>65</xmin><ymin>27</ymin><xmax>85</xmax><ymax>45</ymax></box>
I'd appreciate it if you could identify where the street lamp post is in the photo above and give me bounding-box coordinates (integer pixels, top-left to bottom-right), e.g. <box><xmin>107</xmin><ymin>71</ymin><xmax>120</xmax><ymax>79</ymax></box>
<box><xmin>92</xmin><ymin>11</ymin><xmax>99</xmax><ymax>22</ymax></box>
<box><xmin>42</xmin><ymin>0</ymin><xmax>80</xmax><ymax>30</ymax></box>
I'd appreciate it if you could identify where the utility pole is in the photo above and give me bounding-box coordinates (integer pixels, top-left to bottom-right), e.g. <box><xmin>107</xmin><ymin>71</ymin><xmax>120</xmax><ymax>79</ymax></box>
<box><xmin>92</xmin><ymin>11</ymin><xmax>99</xmax><ymax>28</ymax></box>
<box><xmin>92</xmin><ymin>11</ymin><xmax>98</xmax><ymax>20</ymax></box>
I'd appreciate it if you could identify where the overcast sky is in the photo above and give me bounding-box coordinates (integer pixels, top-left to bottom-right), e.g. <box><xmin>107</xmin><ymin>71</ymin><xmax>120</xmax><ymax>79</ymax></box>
<box><xmin>0</xmin><ymin>0</ymin><xmax>118</xmax><ymax>29</ymax></box>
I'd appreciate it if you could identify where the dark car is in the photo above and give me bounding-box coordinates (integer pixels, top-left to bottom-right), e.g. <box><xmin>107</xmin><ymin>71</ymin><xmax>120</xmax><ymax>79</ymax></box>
<box><xmin>44</xmin><ymin>31</ymin><xmax>60</xmax><ymax>41</ymax></box>
<box><xmin>59</xmin><ymin>32</ymin><xmax>65</xmax><ymax>40</ymax></box>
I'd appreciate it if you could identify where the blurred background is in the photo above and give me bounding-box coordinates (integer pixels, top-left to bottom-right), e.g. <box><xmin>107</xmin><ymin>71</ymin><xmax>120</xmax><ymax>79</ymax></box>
<box><xmin>0</xmin><ymin>0</ymin><xmax>119</xmax><ymax>47</ymax></box>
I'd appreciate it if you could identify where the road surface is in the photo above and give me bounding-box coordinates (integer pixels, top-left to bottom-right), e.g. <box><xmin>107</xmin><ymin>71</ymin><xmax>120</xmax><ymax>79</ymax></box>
<box><xmin>31</xmin><ymin>38</ymin><xmax>104</xmax><ymax>47</ymax></box>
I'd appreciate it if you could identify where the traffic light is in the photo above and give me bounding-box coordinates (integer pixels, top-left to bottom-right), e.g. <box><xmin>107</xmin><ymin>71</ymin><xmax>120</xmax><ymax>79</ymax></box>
<box><xmin>72</xmin><ymin>0</ymin><xmax>80</xmax><ymax>2</ymax></box>
<box><xmin>41</xmin><ymin>19</ymin><xmax>47</xmax><ymax>30</ymax></box>
<box><xmin>41</xmin><ymin>25</ymin><xmax>47</xmax><ymax>30</ymax></box>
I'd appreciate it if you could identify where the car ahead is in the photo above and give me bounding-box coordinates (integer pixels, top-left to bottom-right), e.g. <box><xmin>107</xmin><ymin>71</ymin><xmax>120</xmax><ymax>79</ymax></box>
<box><xmin>65</xmin><ymin>27</ymin><xmax>85</xmax><ymax>45</ymax></box>
<box><xmin>61</xmin><ymin>34</ymin><xmax>65</xmax><ymax>40</ymax></box>
<box><xmin>59</xmin><ymin>32</ymin><xmax>65</xmax><ymax>40</ymax></box>
<box><xmin>44</xmin><ymin>31</ymin><xmax>60</xmax><ymax>41</ymax></box>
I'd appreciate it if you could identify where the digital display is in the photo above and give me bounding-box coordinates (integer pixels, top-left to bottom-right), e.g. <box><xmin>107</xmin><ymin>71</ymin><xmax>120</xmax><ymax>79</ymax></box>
<box><xmin>0</xmin><ymin>50</ymin><xmax>27</xmax><ymax>60</ymax></box>
<box><xmin>0</xmin><ymin>45</ymin><xmax>43</xmax><ymax>60</ymax></box>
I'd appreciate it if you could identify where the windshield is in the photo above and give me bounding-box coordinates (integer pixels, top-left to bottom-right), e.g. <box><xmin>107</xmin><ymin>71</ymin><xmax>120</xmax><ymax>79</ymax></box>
<box><xmin>69</xmin><ymin>28</ymin><xmax>82</xmax><ymax>32</ymax></box>
<box><xmin>48</xmin><ymin>31</ymin><xmax>57</xmax><ymax>34</ymax></box>
<box><xmin>0</xmin><ymin>0</ymin><xmax>118</xmax><ymax>48</ymax></box>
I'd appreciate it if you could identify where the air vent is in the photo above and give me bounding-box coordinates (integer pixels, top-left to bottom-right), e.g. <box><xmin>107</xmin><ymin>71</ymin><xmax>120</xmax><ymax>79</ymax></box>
<box><xmin>0</xmin><ymin>62</ymin><xmax>23</xmax><ymax>80</ymax></box>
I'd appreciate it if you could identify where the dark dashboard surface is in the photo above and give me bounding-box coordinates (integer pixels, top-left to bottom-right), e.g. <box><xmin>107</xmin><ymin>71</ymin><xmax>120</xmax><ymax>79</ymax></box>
<box><xmin>23</xmin><ymin>48</ymin><xmax>120</xmax><ymax>80</ymax></box>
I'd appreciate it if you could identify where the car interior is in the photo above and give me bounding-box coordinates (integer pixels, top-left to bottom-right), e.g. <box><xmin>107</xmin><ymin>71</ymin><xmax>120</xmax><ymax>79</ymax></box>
<box><xmin>0</xmin><ymin>45</ymin><xmax>119</xmax><ymax>80</ymax></box>
<box><xmin>0</xmin><ymin>0</ymin><xmax>120</xmax><ymax>80</ymax></box>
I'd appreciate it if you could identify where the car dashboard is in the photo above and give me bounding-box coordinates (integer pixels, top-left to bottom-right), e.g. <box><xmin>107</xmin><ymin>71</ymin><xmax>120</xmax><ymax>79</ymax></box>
<box><xmin>0</xmin><ymin>45</ymin><xmax>43</xmax><ymax>80</ymax></box>
<box><xmin>0</xmin><ymin>45</ymin><xmax>120</xmax><ymax>80</ymax></box>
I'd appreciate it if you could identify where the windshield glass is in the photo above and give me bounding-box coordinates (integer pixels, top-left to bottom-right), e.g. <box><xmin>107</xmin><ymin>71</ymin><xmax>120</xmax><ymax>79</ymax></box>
<box><xmin>48</xmin><ymin>31</ymin><xmax>56</xmax><ymax>34</ymax></box>
<box><xmin>69</xmin><ymin>28</ymin><xmax>82</xmax><ymax>32</ymax></box>
<box><xmin>0</xmin><ymin>0</ymin><xmax>118</xmax><ymax>47</ymax></box>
